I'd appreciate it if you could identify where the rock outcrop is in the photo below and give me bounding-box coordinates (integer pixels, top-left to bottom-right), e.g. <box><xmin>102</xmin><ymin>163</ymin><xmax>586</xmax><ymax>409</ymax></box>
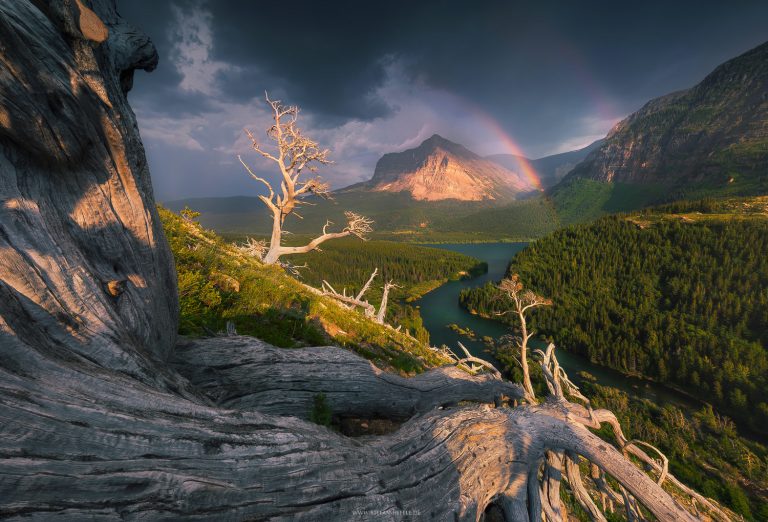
<box><xmin>361</xmin><ymin>134</ymin><xmax>536</xmax><ymax>201</ymax></box>
<box><xmin>565</xmin><ymin>41</ymin><xmax>768</xmax><ymax>192</ymax></box>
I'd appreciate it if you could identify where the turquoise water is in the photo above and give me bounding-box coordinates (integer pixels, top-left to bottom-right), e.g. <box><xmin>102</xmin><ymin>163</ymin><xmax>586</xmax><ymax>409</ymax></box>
<box><xmin>413</xmin><ymin>242</ymin><xmax>702</xmax><ymax>412</ymax></box>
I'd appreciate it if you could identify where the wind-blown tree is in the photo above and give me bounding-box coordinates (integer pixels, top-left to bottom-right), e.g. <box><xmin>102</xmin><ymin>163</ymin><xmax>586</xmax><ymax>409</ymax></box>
<box><xmin>496</xmin><ymin>274</ymin><xmax>552</xmax><ymax>402</ymax></box>
<box><xmin>238</xmin><ymin>94</ymin><xmax>373</xmax><ymax>265</ymax></box>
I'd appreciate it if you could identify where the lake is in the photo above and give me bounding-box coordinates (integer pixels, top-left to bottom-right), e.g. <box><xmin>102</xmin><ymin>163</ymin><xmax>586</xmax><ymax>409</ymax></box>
<box><xmin>413</xmin><ymin>242</ymin><xmax>704</xmax><ymax>412</ymax></box>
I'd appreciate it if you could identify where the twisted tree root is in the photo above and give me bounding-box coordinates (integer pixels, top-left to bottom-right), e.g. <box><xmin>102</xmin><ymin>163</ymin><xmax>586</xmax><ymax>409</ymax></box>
<box><xmin>0</xmin><ymin>337</ymin><xmax>705</xmax><ymax>520</ymax></box>
<box><xmin>171</xmin><ymin>337</ymin><xmax>524</xmax><ymax>418</ymax></box>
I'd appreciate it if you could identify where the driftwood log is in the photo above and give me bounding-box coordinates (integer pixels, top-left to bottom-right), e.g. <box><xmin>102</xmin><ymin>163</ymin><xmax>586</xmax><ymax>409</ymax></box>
<box><xmin>0</xmin><ymin>1</ymin><xmax>721</xmax><ymax>520</ymax></box>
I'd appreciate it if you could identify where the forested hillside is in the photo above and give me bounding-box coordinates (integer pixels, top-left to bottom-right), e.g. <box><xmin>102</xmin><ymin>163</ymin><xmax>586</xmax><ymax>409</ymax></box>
<box><xmin>461</xmin><ymin>199</ymin><xmax>768</xmax><ymax>433</ymax></box>
<box><xmin>283</xmin><ymin>239</ymin><xmax>485</xmax><ymax>298</ymax></box>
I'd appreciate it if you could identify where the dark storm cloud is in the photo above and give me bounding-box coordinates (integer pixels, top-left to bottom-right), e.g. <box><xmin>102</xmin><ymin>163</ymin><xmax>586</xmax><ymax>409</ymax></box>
<box><xmin>205</xmin><ymin>0</ymin><xmax>398</xmax><ymax>121</ymax></box>
<box><xmin>127</xmin><ymin>65</ymin><xmax>218</xmax><ymax>117</ymax></box>
<box><xmin>116</xmin><ymin>0</ymin><xmax>768</xmax><ymax>199</ymax></box>
<box><xmin>203</xmin><ymin>0</ymin><xmax>768</xmax><ymax>128</ymax></box>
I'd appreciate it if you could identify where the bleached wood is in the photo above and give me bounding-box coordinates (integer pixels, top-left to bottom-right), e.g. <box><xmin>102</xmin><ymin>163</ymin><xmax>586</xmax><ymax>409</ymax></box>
<box><xmin>496</xmin><ymin>275</ymin><xmax>552</xmax><ymax>401</ymax></box>
<box><xmin>322</xmin><ymin>269</ymin><xmax>397</xmax><ymax>325</ymax></box>
<box><xmin>172</xmin><ymin>337</ymin><xmax>524</xmax><ymax>417</ymax></box>
<box><xmin>238</xmin><ymin>96</ymin><xmax>373</xmax><ymax>264</ymax></box>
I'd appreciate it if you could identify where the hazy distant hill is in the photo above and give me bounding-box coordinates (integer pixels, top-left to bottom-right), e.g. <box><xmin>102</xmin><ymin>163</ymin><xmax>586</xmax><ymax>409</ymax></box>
<box><xmin>166</xmin><ymin>190</ymin><xmax>560</xmax><ymax>241</ymax></box>
<box><xmin>486</xmin><ymin>139</ymin><xmax>604</xmax><ymax>189</ymax></box>
<box><xmin>552</xmin><ymin>40</ymin><xmax>768</xmax><ymax>221</ymax></box>
<box><xmin>342</xmin><ymin>134</ymin><xmax>536</xmax><ymax>201</ymax></box>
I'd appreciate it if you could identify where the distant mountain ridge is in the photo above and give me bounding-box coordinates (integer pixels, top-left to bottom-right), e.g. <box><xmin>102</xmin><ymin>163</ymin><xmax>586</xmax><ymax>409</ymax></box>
<box><xmin>486</xmin><ymin>139</ymin><xmax>604</xmax><ymax>188</ymax></box>
<box><xmin>165</xmin><ymin>136</ymin><xmax>606</xmax><ymax>236</ymax></box>
<box><xmin>561</xmin><ymin>40</ymin><xmax>768</xmax><ymax>195</ymax></box>
<box><xmin>344</xmin><ymin>134</ymin><xmax>536</xmax><ymax>201</ymax></box>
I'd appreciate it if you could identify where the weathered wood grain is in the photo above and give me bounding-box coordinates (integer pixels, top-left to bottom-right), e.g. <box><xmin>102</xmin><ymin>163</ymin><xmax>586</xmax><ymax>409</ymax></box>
<box><xmin>172</xmin><ymin>337</ymin><xmax>524</xmax><ymax>418</ymax></box>
<box><xmin>0</xmin><ymin>0</ymin><xmax>177</xmax><ymax>380</ymax></box>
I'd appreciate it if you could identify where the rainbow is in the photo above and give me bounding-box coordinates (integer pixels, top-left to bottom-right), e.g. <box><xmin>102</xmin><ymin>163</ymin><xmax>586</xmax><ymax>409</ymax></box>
<box><xmin>437</xmin><ymin>91</ymin><xmax>543</xmax><ymax>191</ymax></box>
<box><xmin>556</xmin><ymin>42</ymin><xmax>619</xmax><ymax>124</ymax></box>
<box><xmin>471</xmin><ymin>109</ymin><xmax>544</xmax><ymax>191</ymax></box>
<box><xmin>434</xmin><ymin>42</ymin><xmax>622</xmax><ymax>193</ymax></box>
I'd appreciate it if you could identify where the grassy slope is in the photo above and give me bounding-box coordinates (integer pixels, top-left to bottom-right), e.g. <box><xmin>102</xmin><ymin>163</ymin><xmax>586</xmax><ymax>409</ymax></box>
<box><xmin>279</xmin><ymin>237</ymin><xmax>485</xmax><ymax>344</ymax></box>
<box><xmin>550</xmin><ymin>176</ymin><xmax>768</xmax><ymax>225</ymax></box>
<box><xmin>549</xmin><ymin>178</ymin><xmax>671</xmax><ymax>224</ymax></box>
<box><xmin>159</xmin><ymin>206</ymin><xmax>450</xmax><ymax>374</ymax></box>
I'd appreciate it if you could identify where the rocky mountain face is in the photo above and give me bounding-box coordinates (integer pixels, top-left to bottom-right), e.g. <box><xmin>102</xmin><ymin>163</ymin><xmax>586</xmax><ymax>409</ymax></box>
<box><xmin>565</xmin><ymin>41</ymin><xmax>768</xmax><ymax>192</ymax></box>
<box><xmin>361</xmin><ymin>134</ymin><xmax>536</xmax><ymax>201</ymax></box>
<box><xmin>487</xmin><ymin>139</ymin><xmax>604</xmax><ymax>188</ymax></box>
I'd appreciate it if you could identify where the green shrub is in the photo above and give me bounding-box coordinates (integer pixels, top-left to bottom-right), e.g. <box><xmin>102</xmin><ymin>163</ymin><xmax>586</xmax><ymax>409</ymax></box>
<box><xmin>309</xmin><ymin>393</ymin><xmax>332</xmax><ymax>426</ymax></box>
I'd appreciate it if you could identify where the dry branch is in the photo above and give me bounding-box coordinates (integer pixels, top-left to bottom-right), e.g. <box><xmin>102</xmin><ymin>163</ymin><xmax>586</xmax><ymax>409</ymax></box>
<box><xmin>321</xmin><ymin>268</ymin><xmax>396</xmax><ymax>325</ymax></box>
<box><xmin>238</xmin><ymin>95</ymin><xmax>373</xmax><ymax>264</ymax></box>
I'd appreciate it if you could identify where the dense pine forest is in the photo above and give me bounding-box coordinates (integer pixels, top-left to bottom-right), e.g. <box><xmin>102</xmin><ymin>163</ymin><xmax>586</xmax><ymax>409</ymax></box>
<box><xmin>461</xmin><ymin>202</ymin><xmax>768</xmax><ymax>434</ymax></box>
<box><xmin>284</xmin><ymin>239</ymin><xmax>485</xmax><ymax>343</ymax></box>
<box><xmin>284</xmin><ymin>238</ymin><xmax>485</xmax><ymax>299</ymax></box>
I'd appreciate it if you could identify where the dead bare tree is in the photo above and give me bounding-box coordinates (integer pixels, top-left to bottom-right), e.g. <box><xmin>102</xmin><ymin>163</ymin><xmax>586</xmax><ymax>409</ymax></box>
<box><xmin>236</xmin><ymin>237</ymin><xmax>268</xmax><ymax>259</ymax></box>
<box><xmin>376</xmin><ymin>280</ymin><xmax>400</xmax><ymax>324</ymax></box>
<box><xmin>321</xmin><ymin>268</ymin><xmax>399</xmax><ymax>325</ymax></box>
<box><xmin>496</xmin><ymin>274</ymin><xmax>552</xmax><ymax>402</ymax></box>
<box><xmin>238</xmin><ymin>94</ymin><xmax>373</xmax><ymax>265</ymax></box>
<box><xmin>435</xmin><ymin>341</ymin><xmax>504</xmax><ymax>379</ymax></box>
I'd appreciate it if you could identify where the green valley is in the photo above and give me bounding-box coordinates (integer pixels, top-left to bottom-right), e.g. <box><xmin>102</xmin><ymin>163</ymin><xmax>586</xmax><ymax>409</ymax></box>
<box><xmin>168</xmin><ymin>188</ymin><xmax>562</xmax><ymax>242</ymax></box>
<box><xmin>460</xmin><ymin>198</ymin><xmax>768</xmax><ymax>435</ymax></box>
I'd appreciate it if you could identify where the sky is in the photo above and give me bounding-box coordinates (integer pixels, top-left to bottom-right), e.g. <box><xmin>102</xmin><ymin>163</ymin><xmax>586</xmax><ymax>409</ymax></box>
<box><xmin>117</xmin><ymin>0</ymin><xmax>768</xmax><ymax>201</ymax></box>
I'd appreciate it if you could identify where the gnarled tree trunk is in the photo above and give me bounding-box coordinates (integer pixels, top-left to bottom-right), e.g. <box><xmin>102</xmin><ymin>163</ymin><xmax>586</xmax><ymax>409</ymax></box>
<box><xmin>0</xmin><ymin>0</ymin><xmax>178</xmax><ymax>383</ymax></box>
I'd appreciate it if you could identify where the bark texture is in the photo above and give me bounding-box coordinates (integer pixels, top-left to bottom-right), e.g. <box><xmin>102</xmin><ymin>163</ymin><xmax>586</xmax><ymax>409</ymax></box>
<box><xmin>172</xmin><ymin>337</ymin><xmax>524</xmax><ymax>418</ymax></box>
<box><xmin>0</xmin><ymin>0</ymin><xmax>178</xmax><ymax>382</ymax></box>
<box><xmin>1</xmin><ymin>335</ymin><xmax>696</xmax><ymax>521</ymax></box>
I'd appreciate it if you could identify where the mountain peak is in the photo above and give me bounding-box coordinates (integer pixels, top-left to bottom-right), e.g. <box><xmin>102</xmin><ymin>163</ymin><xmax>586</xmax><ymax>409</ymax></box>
<box><xmin>417</xmin><ymin>134</ymin><xmax>475</xmax><ymax>156</ymax></box>
<box><xmin>361</xmin><ymin>135</ymin><xmax>536</xmax><ymax>201</ymax></box>
<box><xmin>422</xmin><ymin>133</ymin><xmax>453</xmax><ymax>145</ymax></box>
